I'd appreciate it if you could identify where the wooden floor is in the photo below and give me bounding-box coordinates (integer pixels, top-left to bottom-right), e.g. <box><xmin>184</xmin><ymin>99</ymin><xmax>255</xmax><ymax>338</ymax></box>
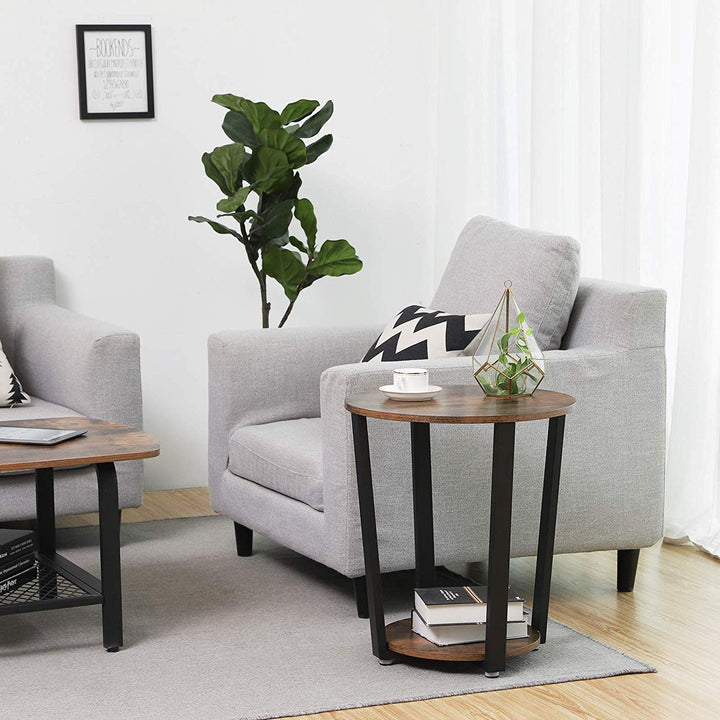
<box><xmin>59</xmin><ymin>488</ymin><xmax>720</xmax><ymax>720</ymax></box>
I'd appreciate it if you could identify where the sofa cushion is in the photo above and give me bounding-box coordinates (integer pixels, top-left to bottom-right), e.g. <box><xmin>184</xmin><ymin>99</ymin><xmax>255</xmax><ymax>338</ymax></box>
<box><xmin>431</xmin><ymin>216</ymin><xmax>581</xmax><ymax>350</ymax></box>
<box><xmin>228</xmin><ymin>418</ymin><xmax>323</xmax><ymax>511</ymax></box>
<box><xmin>0</xmin><ymin>396</ymin><xmax>83</xmax><ymax>422</ymax></box>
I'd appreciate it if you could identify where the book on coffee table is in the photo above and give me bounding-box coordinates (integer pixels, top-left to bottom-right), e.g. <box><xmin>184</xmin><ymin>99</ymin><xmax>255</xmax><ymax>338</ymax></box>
<box><xmin>0</xmin><ymin>426</ymin><xmax>87</xmax><ymax>446</ymax></box>
<box><xmin>0</xmin><ymin>528</ymin><xmax>35</xmax><ymax>564</ymax></box>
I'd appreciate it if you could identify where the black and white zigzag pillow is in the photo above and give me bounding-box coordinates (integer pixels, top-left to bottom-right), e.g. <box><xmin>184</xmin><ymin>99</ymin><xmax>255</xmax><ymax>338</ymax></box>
<box><xmin>0</xmin><ymin>341</ymin><xmax>31</xmax><ymax>407</ymax></box>
<box><xmin>362</xmin><ymin>305</ymin><xmax>491</xmax><ymax>363</ymax></box>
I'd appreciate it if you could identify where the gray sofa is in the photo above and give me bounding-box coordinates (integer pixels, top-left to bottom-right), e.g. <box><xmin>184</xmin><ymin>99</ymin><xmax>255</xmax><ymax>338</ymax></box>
<box><xmin>208</xmin><ymin>216</ymin><xmax>666</xmax><ymax>612</ymax></box>
<box><xmin>0</xmin><ymin>256</ymin><xmax>144</xmax><ymax>521</ymax></box>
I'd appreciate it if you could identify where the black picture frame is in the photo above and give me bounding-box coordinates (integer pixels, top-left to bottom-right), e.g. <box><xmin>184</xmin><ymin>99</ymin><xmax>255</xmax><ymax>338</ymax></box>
<box><xmin>76</xmin><ymin>24</ymin><xmax>155</xmax><ymax>120</ymax></box>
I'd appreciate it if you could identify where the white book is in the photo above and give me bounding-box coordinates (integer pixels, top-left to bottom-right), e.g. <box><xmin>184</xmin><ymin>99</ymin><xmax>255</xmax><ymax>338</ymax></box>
<box><xmin>411</xmin><ymin>609</ymin><xmax>530</xmax><ymax>646</ymax></box>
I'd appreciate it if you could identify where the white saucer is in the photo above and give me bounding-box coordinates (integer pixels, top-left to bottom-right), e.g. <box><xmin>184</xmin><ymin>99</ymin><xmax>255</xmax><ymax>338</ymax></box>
<box><xmin>379</xmin><ymin>385</ymin><xmax>443</xmax><ymax>402</ymax></box>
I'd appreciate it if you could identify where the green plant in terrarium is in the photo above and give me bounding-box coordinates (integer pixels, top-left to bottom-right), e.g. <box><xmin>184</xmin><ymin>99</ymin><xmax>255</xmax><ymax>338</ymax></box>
<box><xmin>472</xmin><ymin>283</ymin><xmax>545</xmax><ymax>398</ymax></box>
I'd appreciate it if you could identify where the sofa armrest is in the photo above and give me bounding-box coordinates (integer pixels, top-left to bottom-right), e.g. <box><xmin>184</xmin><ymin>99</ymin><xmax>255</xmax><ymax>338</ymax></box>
<box><xmin>13</xmin><ymin>304</ymin><xmax>143</xmax><ymax>429</ymax></box>
<box><xmin>208</xmin><ymin>324</ymin><xmax>381</xmax><ymax>490</ymax></box>
<box><xmin>562</xmin><ymin>278</ymin><xmax>666</xmax><ymax>351</ymax></box>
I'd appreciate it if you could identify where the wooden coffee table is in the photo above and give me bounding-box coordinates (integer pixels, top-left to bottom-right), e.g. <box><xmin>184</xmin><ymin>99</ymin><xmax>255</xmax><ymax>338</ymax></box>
<box><xmin>0</xmin><ymin>417</ymin><xmax>159</xmax><ymax>651</ymax></box>
<box><xmin>346</xmin><ymin>386</ymin><xmax>575</xmax><ymax>676</ymax></box>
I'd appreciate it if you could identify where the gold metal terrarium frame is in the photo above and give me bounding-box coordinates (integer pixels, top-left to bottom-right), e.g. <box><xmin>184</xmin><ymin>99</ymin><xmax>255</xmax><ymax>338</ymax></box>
<box><xmin>472</xmin><ymin>282</ymin><xmax>545</xmax><ymax>398</ymax></box>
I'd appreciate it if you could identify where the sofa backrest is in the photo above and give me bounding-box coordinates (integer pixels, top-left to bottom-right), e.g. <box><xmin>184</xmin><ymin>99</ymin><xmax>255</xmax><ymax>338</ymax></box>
<box><xmin>0</xmin><ymin>256</ymin><xmax>55</xmax><ymax>363</ymax></box>
<box><xmin>431</xmin><ymin>216</ymin><xmax>581</xmax><ymax>350</ymax></box>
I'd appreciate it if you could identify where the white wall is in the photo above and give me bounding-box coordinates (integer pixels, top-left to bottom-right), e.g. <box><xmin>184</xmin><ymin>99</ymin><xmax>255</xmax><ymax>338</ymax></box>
<box><xmin>0</xmin><ymin>1</ymin><xmax>440</xmax><ymax>490</ymax></box>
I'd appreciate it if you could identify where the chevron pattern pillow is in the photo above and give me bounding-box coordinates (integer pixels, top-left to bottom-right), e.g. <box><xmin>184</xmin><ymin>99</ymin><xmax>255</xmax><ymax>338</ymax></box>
<box><xmin>362</xmin><ymin>306</ymin><xmax>491</xmax><ymax>363</ymax></box>
<box><xmin>0</xmin><ymin>341</ymin><xmax>30</xmax><ymax>407</ymax></box>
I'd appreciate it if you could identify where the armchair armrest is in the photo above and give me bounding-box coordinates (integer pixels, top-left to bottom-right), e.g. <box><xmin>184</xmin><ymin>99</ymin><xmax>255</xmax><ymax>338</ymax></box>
<box><xmin>208</xmin><ymin>325</ymin><xmax>381</xmax><ymax>488</ymax></box>
<box><xmin>13</xmin><ymin>304</ymin><xmax>143</xmax><ymax>428</ymax></box>
<box><xmin>562</xmin><ymin>278</ymin><xmax>666</xmax><ymax>351</ymax></box>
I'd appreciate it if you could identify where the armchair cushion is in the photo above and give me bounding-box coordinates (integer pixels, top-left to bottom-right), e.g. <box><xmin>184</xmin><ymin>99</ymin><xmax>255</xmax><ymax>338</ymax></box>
<box><xmin>228</xmin><ymin>418</ymin><xmax>324</xmax><ymax>511</ymax></box>
<box><xmin>431</xmin><ymin>216</ymin><xmax>580</xmax><ymax>351</ymax></box>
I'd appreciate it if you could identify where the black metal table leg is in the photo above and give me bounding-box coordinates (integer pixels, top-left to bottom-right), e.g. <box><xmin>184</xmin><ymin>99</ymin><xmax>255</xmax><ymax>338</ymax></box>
<box><xmin>96</xmin><ymin>462</ymin><xmax>123</xmax><ymax>652</ymax></box>
<box><xmin>35</xmin><ymin>467</ymin><xmax>57</xmax><ymax>597</ymax></box>
<box><xmin>484</xmin><ymin>422</ymin><xmax>516</xmax><ymax>677</ymax></box>
<box><xmin>532</xmin><ymin>415</ymin><xmax>566</xmax><ymax>643</ymax></box>
<box><xmin>351</xmin><ymin>414</ymin><xmax>394</xmax><ymax>663</ymax></box>
<box><xmin>411</xmin><ymin>422</ymin><xmax>435</xmax><ymax>589</ymax></box>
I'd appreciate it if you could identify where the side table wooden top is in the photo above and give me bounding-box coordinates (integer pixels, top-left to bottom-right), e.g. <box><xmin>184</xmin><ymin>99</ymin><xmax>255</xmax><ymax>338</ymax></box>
<box><xmin>345</xmin><ymin>386</ymin><xmax>575</xmax><ymax>424</ymax></box>
<box><xmin>0</xmin><ymin>417</ymin><xmax>160</xmax><ymax>473</ymax></box>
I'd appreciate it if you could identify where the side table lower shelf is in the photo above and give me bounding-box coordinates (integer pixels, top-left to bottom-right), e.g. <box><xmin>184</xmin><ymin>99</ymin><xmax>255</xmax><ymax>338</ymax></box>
<box><xmin>0</xmin><ymin>552</ymin><xmax>103</xmax><ymax>616</ymax></box>
<box><xmin>386</xmin><ymin>618</ymin><xmax>541</xmax><ymax>662</ymax></box>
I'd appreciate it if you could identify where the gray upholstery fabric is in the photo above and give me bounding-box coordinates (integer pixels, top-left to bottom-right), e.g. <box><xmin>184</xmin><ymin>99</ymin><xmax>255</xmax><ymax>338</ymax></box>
<box><xmin>229</xmin><ymin>418</ymin><xmax>323</xmax><ymax>511</ymax></box>
<box><xmin>432</xmin><ymin>216</ymin><xmax>581</xmax><ymax>350</ymax></box>
<box><xmin>0</xmin><ymin>257</ymin><xmax>145</xmax><ymax>521</ymax></box>
<box><xmin>208</xmin><ymin>221</ymin><xmax>666</xmax><ymax>581</ymax></box>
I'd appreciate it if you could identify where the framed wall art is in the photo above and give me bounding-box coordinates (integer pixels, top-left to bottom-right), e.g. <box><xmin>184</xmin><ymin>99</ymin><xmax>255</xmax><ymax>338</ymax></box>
<box><xmin>76</xmin><ymin>24</ymin><xmax>155</xmax><ymax>119</ymax></box>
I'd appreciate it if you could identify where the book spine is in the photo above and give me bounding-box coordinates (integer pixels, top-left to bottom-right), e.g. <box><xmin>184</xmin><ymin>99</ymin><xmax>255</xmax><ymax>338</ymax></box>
<box><xmin>0</xmin><ymin>566</ymin><xmax>37</xmax><ymax>596</ymax></box>
<box><xmin>0</xmin><ymin>555</ymin><xmax>36</xmax><ymax>582</ymax></box>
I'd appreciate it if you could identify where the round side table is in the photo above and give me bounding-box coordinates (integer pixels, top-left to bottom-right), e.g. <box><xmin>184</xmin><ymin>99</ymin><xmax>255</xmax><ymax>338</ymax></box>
<box><xmin>345</xmin><ymin>385</ymin><xmax>575</xmax><ymax>677</ymax></box>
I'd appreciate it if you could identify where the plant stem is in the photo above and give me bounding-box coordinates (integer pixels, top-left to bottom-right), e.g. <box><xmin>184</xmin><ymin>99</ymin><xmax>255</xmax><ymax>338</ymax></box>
<box><xmin>260</xmin><ymin>271</ymin><xmax>271</xmax><ymax>329</ymax></box>
<box><xmin>277</xmin><ymin>276</ymin><xmax>308</xmax><ymax>328</ymax></box>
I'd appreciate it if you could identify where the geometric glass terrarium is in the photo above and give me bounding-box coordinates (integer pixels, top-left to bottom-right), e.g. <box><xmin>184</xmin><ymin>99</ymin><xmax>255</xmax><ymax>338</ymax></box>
<box><xmin>472</xmin><ymin>281</ymin><xmax>545</xmax><ymax>398</ymax></box>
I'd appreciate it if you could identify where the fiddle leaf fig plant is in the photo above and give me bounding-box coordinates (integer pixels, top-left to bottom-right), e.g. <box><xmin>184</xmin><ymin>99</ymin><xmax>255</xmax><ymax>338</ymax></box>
<box><xmin>189</xmin><ymin>95</ymin><xmax>362</xmax><ymax>327</ymax></box>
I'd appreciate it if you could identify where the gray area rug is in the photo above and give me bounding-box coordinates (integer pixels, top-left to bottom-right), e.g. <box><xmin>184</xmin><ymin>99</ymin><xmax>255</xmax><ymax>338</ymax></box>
<box><xmin>0</xmin><ymin>516</ymin><xmax>653</xmax><ymax>720</ymax></box>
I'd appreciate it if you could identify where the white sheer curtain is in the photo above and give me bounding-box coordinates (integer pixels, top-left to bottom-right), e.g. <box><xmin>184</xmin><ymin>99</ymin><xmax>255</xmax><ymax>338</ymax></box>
<box><xmin>434</xmin><ymin>0</ymin><xmax>720</xmax><ymax>556</ymax></box>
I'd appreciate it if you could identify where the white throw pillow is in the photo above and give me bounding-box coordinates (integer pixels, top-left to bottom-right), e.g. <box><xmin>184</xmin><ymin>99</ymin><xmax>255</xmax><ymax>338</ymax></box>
<box><xmin>362</xmin><ymin>305</ymin><xmax>491</xmax><ymax>363</ymax></box>
<box><xmin>0</xmin><ymin>341</ymin><xmax>31</xmax><ymax>407</ymax></box>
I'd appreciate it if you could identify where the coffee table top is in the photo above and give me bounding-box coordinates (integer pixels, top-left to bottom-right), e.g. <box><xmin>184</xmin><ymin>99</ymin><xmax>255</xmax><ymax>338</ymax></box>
<box><xmin>0</xmin><ymin>417</ymin><xmax>160</xmax><ymax>473</ymax></box>
<box><xmin>345</xmin><ymin>386</ymin><xmax>575</xmax><ymax>424</ymax></box>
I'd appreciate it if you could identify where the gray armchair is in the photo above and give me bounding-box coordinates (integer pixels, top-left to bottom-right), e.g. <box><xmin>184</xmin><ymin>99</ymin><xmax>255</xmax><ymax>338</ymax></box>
<box><xmin>208</xmin><ymin>217</ymin><xmax>666</xmax><ymax>613</ymax></box>
<box><xmin>0</xmin><ymin>256</ymin><xmax>144</xmax><ymax>521</ymax></box>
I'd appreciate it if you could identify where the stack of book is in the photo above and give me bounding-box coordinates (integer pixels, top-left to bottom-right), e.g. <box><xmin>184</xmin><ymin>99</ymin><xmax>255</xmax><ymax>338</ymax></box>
<box><xmin>411</xmin><ymin>585</ymin><xmax>529</xmax><ymax>646</ymax></box>
<box><xmin>0</xmin><ymin>528</ymin><xmax>37</xmax><ymax>596</ymax></box>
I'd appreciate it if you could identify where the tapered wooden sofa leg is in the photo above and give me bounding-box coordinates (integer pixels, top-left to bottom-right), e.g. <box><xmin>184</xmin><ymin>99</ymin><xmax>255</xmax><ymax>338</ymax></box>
<box><xmin>353</xmin><ymin>576</ymin><xmax>369</xmax><ymax>618</ymax></box>
<box><xmin>234</xmin><ymin>522</ymin><xmax>253</xmax><ymax>557</ymax></box>
<box><xmin>617</xmin><ymin>549</ymin><xmax>640</xmax><ymax>592</ymax></box>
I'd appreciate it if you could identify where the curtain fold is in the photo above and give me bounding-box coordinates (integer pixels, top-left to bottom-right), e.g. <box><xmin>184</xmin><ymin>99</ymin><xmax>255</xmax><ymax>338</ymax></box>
<box><xmin>435</xmin><ymin>0</ymin><xmax>720</xmax><ymax>556</ymax></box>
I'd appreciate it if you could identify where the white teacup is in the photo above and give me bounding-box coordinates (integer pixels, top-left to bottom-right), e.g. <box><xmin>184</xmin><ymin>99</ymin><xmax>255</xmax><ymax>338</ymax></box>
<box><xmin>393</xmin><ymin>368</ymin><xmax>429</xmax><ymax>392</ymax></box>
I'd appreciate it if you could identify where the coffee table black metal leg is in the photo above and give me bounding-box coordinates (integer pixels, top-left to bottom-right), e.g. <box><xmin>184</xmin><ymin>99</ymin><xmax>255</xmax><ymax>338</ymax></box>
<box><xmin>96</xmin><ymin>462</ymin><xmax>123</xmax><ymax>652</ymax></box>
<box><xmin>411</xmin><ymin>422</ymin><xmax>435</xmax><ymax>588</ymax></box>
<box><xmin>532</xmin><ymin>415</ymin><xmax>566</xmax><ymax>643</ymax></box>
<box><xmin>35</xmin><ymin>467</ymin><xmax>57</xmax><ymax>597</ymax></box>
<box><xmin>351</xmin><ymin>414</ymin><xmax>394</xmax><ymax>663</ymax></box>
<box><xmin>484</xmin><ymin>422</ymin><xmax>516</xmax><ymax>678</ymax></box>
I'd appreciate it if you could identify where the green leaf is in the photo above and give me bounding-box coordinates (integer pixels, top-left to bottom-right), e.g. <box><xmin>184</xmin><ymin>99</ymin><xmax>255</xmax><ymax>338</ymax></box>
<box><xmin>222</xmin><ymin>111</ymin><xmax>260</xmax><ymax>147</ymax></box>
<box><xmin>208</xmin><ymin>144</ymin><xmax>245</xmax><ymax>194</ymax></box>
<box><xmin>294</xmin><ymin>100</ymin><xmax>334</xmax><ymax>139</ymax></box>
<box><xmin>305</xmin><ymin>134</ymin><xmax>333</xmax><ymax>164</ymax></box>
<box><xmin>289</xmin><ymin>235</ymin><xmax>308</xmax><ymax>254</ymax></box>
<box><xmin>280</xmin><ymin>99</ymin><xmax>320</xmax><ymax>125</ymax></box>
<box><xmin>509</xmin><ymin>326</ymin><xmax>521</xmax><ymax>336</ymax></box>
<box><xmin>212</xmin><ymin>95</ymin><xmax>281</xmax><ymax>132</ymax></box>
<box><xmin>250</xmin><ymin>199</ymin><xmax>294</xmax><ymax>243</ymax></box>
<box><xmin>188</xmin><ymin>216</ymin><xmax>244</xmax><ymax>242</ymax></box>
<box><xmin>244</xmin><ymin>146</ymin><xmax>292</xmax><ymax>193</ymax></box>
<box><xmin>202</xmin><ymin>152</ymin><xmax>231</xmax><ymax>195</ymax></box>
<box><xmin>217</xmin><ymin>209</ymin><xmax>260</xmax><ymax>224</ymax></box>
<box><xmin>257</xmin><ymin>129</ymin><xmax>307</xmax><ymax>169</ymax></box>
<box><xmin>526</xmin><ymin>328</ymin><xmax>534</xmax><ymax>336</ymax></box>
<box><xmin>216</xmin><ymin>186</ymin><xmax>253</xmax><ymax>213</ymax></box>
<box><xmin>262</xmin><ymin>246</ymin><xmax>306</xmax><ymax>301</ymax></box>
<box><xmin>294</xmin><ymin>198</ymin><xmax>318</xmax><ymax>253</ymax></box>
<box><xmin>517</xmin><ymin>312</ymin><xmax>526</xmax><ymax>324</ymax></box>
<box><xmin>499</xmin><ymin>332</ymin><xmax>512</xmax><ymax>352</ymax></box>
<box><xmin>307</xmin><ymin>239</ymin><xmax>362</xmax><ymax>277</ymax></box>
